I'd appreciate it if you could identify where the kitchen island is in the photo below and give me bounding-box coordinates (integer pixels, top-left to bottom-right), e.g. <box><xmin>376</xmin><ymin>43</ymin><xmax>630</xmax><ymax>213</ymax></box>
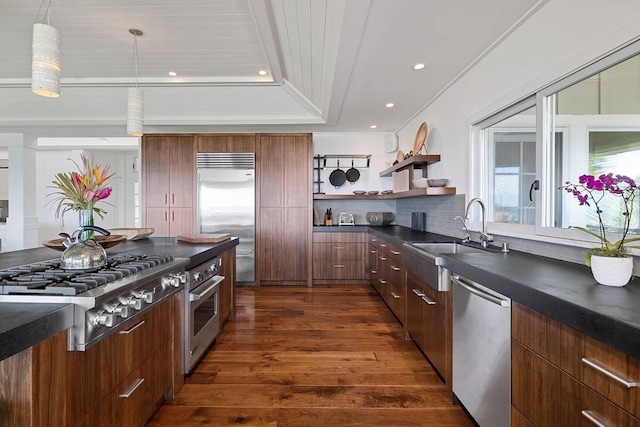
<box><xmin>0</xmin><ymin>237</ymin><xmax>238</xmax><ymax>361</ymax></box>
<box><xmin>0</xmin><ymin>236</ymin><xmax>238</xmax><ymax>427</ymax></box>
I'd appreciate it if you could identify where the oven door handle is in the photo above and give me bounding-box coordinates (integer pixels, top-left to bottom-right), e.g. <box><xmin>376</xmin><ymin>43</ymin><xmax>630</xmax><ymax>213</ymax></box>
<box><xmin>189</xmin><ymin>275</ymin><xmax>224</xmax><ymax>301</ymax></box>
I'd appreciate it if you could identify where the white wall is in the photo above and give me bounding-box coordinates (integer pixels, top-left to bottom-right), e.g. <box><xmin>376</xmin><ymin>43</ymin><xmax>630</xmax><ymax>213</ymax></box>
<box><xmin>395</xmin><ymin>0</ymin><xmax>640</xmax><ymax>198</ymax></box>
<box><xmin>312</xmin><ymin>132</ymin><xmax>398</xmax><ymax>194</ymax></box>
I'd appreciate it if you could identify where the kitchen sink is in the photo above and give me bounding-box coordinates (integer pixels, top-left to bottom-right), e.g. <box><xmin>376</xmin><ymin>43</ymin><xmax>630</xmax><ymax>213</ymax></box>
<box><xmin>403</xmin><ymin>242</ymin><xmax>487</xmax><ymax>291</ymax></box>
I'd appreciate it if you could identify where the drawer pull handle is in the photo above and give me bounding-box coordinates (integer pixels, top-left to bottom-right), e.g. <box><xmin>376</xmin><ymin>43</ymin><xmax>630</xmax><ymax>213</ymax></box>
<box><xmin>391</xmin><ymin>266</ymin><xmax>400</xmax><ymax>271</ymax></box>
<box><xmin>412</xmin><ymin>288</ymin><xmax>426</xmax><ymax>297</ymax></box>
<box><xmin>421</xmin><ymin>295</ymin><xmax>436</xmax><ymax>305</ymax></box>
<box><xmin>370</xmin><ymin>269</ymin><xmax>377</xmax><ymax>274</ymax></box>
<box><xmin>119</xmin><ymin>378</ymin><xmax>145</xmax><ymax>398</ymax></box>
<box><xmin>581</xmin><ymin>410</ymin><xmax>610</xmax><ymax>427</ymax></box>
<box><xmin>379</xmin><ymin>279</ymin><xmax>387</xmax><ymax>285</ymax></box>
<box><xmin>119</xmin><ymin>320</ymin><xmax>145</xmax><ymax>335</ymax></box>
<box><xmin>391</xmin><ymin>292</ymin><xmax>401</xmax><ymax>299</ymax></box>
<box><xmin>379</xmin><ymin>256</ymin><xmax>387</xmax><ymax>261</ymax></box>
<box><xmin>370</xmin><ymin>250</ymin><xmax>376</xmax><ymax>254</ymax></box>
<box><xmin>334</xmin><ymin>246</ymin><xmax>344</xmax><ymax>250</ymax></box>
<box><xmin>380</xmin><ymin>244</ymin><xmax>387</xmax><ymax>247</ymax></box>
<box><xmin>391</xmin><ymin>250</ymin><xmax>401</xmax><ymax>255</ymax></box>
<box><xmin>581</xmin><ymin>358</ymin><xmax>638</xmax><ymax>388</ymax></box>
<box><xmin>334</xmin><ymin>265</ymin><xmax>344</xmax><ymax>268</ymax></box>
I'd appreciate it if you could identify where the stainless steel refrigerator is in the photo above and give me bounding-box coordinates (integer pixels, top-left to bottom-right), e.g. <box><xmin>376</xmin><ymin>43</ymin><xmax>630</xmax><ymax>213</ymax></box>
<box><xmin>197</xmin><ymin>153</ymin><xmax>255</xmax><ymax>283</ymax></box>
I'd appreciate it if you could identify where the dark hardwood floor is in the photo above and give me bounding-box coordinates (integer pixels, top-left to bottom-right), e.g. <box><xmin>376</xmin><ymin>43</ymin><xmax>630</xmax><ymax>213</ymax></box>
<box><xmin>147</xmin><ymin>285</ymin><xmax>473</xmax><ymax>426</ymax></box>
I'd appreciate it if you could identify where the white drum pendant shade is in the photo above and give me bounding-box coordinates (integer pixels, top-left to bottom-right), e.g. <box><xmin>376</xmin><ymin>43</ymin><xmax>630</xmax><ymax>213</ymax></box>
<box><xmin>32</xmin><ymin>23</ymin><xmax>60</xmax><ymax>97</ymax></box>
<box><xmin>127</xmin><ymin>87</ymin><xmax>144</xmax><ymax>136</ymax></box>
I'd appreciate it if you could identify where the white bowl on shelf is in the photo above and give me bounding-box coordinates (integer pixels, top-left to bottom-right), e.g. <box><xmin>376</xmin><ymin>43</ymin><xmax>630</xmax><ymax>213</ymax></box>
<box><xmin>427</xmin><ymin>179</ymin><xmax>449</xmax><ymax>187</ymax></box>
<box><xmin>413</xmin><ymin>178</ymin><xmax>428</xmax><ymax>188</ymax></box>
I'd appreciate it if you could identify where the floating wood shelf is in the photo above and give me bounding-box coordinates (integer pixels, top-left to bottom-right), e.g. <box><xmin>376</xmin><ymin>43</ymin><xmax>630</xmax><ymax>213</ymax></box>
<box><xmin>379</xmin><ymin>155</ymin><xmax>441</xmax><ymax>177</ymax></box>
<box><xmin>313</xmin><ymin>187</ymin><xmax>456</xmax><ymax>200</ymax></box>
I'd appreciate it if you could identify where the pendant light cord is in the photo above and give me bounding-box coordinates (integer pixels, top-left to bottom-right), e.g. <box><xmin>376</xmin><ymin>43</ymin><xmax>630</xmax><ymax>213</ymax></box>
<box><xmin>128</xmin><ymin>30</ymin><xmax>142</xmax><ymax>88</ymax></box>
<box><xmin>34</xmin><ymin>0</ymin><xmax>52</xmax><ymax>25</ymax></box>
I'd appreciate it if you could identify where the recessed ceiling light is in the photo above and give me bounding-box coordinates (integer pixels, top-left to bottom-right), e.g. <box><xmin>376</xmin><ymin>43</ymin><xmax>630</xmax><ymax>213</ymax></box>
<box><xmin>413</xmin><ymin>63</ymin><xmax>426</xmax><ymax>70</ymax></box>
<box><xmin>168</xmin><ymin>71</ymin><xmax>178</xmax><ymax>77</ymax></box>
<box><xmin>385</xmin><ymin>103</ymin><xmax>394</xmax><ymax>108</ymax></box>
<box><xmin>370</xmin><ymin>125</ymin><xmax>377</xmax><ymax>129</ymax></box>
<box><xmin>258</xmin><ymin>70</ymin><xmax>268</xmax><ymax>76</ymax></box>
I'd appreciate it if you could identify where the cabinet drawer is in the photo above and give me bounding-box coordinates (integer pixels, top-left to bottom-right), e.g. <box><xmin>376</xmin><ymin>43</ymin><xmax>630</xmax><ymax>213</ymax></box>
<box><xmin>582</xmin><ymin>335</ymin><xmax>640</xmax><ymax>418</ymax></box>
<box><xmin>384</xmin><ymin>261</ymin><xmax>405</xmax><ymax>291</ymax></box>
<box><xmin>313</xmin><ymin>232</ymin><xmax>366</xmax><ymax>243</ymax></box>
<box><xmin>387</xmin><ymin>283</ymin><xmax>406</xmax><ymax>325</ymax></box>
<box><xmin>313</xmin><ymin>242</ymin><xmax>366</xmax><ymax>261</ymax></box>
<box><xmin>312</xmin><ymin>261</ymin><xmax>366</xmax><ymax>280</ymax></box>
<box><xmin>367</xmin><ymin>245</ymin><xmax>378</xmax><ymax>283</ymax></box>
<box><xmin>512</xmin><ymin>341</ymin><xmax>640</xmax><ymax>427</ymax></box>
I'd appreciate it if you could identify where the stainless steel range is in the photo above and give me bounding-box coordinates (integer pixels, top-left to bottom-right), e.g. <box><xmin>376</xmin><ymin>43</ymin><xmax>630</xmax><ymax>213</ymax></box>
<box><xmin>0</xmin><ymin>253</ymin><xmax>189</xmax><ymax>351</ymax></box>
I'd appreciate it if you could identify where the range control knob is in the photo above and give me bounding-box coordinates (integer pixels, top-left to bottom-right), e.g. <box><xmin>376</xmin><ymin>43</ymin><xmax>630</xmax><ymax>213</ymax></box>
<box><xmin>95</xmin><ymin>310</ymin><xmax>114</xmax><ymax>327</ymax></box>
<box><xmin>126</xmin><ymin>297</ymin><xmax>143</xmax><ymax>311</ymax></box>
<box><xmin>112</xmin><ymin>304</ymin><xmax>129</xmax><ymax>319</ymax></box>
<box><xmin>162</xmin><ymin>274</ymin><xmax>184</xmax><ymax>288</ymax></box>
<box><xmin>193</xmin><ymin>272</ymin><xmax>203</xmax><ymax>282</ymax></box>
<box><xmin>135</xmin><ymin>290</ymin><xmax>154</xmax><ymax>304</ymax></box>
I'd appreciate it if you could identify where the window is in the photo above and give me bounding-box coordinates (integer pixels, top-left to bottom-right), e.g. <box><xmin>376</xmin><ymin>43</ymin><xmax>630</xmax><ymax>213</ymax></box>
<box><xmin>475</xmin><ymin>39</ymin><xmax>640</xmax><ymax>245</ymax></box>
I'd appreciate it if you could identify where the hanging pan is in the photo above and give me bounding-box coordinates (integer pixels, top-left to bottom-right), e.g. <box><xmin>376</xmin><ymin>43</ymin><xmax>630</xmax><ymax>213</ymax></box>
<box><xmin>329</xmin><ymin>160</ymin><xmax>347</xmax><ymax>188</ymax></box>
<box><xmin>346</xmin><ymin>160</ymin><xmax>360</xmax><ymax>184</ymax></box>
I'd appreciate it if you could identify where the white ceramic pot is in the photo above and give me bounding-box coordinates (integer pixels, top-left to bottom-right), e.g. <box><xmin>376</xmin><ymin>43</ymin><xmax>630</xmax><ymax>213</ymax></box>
<box><xmin>590</xmin><ymin>255</ymin><xmax>634</xmax><ymax>287</ymax></box>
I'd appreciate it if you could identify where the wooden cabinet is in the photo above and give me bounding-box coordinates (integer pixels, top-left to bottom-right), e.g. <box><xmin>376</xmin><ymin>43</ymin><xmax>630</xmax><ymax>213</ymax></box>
<box><xmin>0</xmin><ymin>299</ymin><xmax>176</xmax><ymax>427</ymax></box>
<box><xmin>368</xmin><ymin>234</ymin><xmax>406</xmax><ymax>326</ymax></box>
<box><xmin>197</xmin><ymin>134</ymin><xmax>256</xmax><ymax>153</ymax></box>
<box><xmin>256</xmin><ymin>134</ymin><xmax>312</xmax><ymax>286</ymax></box>
<box><xmin>219</xmin><ymin>246</ymin><xmax>237</xmax><ymax>325</ymax></box>
<box><xmin>406</xmin><ymin>271</ymin><xmax>451</xmax><ymax>387</ymax></box>
<box><xmin>312</xmin><ymin>232</ymin><xmax>367</xmax><ymax>284</ymax></box>
<box><xmin>142</xmin><ymin>135</ymin><xmax>196</xmax><ymax>237</ymax></box>
<box><xmin>511</xmin><ymin>303</ymin><xmax>640</xmax><ymax>426</ymax></box>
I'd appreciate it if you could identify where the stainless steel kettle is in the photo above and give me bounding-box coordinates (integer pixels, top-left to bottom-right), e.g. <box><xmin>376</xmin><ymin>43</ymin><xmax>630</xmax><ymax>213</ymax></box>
<box><xmin>60</xmin><ymin>226</ymin><xmax>110</xmax><ymax>270</ymax></box>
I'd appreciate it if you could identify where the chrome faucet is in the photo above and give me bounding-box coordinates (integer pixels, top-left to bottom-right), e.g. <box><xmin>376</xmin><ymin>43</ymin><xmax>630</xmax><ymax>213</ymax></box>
<box><xmin>454</xmin><ymin>215</ymin><xmax>471</xmax><ymax>243</ymax></box>
<box><xmin>464</xmin><ymin>198</ymin><xmax>494</xmax><ymax>248</ymax></box>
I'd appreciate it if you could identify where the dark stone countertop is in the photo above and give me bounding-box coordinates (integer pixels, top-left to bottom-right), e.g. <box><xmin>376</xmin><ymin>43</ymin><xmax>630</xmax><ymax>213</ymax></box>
<box><xmin>0</xmin><ymin>237</ymin><xmax>239</xmax><ymax>361</ymax></box>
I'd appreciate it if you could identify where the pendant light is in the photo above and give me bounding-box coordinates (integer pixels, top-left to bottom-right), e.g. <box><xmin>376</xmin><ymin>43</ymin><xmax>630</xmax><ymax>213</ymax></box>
<box><xmin>32</xmin><ymin>0</ymin><xmax>60</xmax><ymax>97</ymax></box>
<box><xmin>127</xmin><ymin>29</ymin><xmax>144</xmax><ymax>136</ymax></box>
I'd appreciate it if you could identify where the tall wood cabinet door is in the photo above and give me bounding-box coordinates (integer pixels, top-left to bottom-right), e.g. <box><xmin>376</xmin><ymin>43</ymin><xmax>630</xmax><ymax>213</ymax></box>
<box><xmin>257</xmin><ymin>136</ymin><xmax>285</xmax><ymax>208</ymax></box>
<box><xmin>168</xmin><ymin>137</ymin><xmax>195</xmax><ymax>208</ymax></box>
<box><xmin>284</xmin><ymin>207</ymin><xmax>309</xmax><ymax>280</ymax></box>
<box><xmin>257</xmin><ymin>208</ymin><xmax>284</xmax><ymax>281</ymax></box>
<box><xmin>282</xmin><ymin>135</ymin><xmax>311</xmax><ymax>208</ymax></box>
<box><xmin>142</xmin><ymin>137</ymin><xmax>171</xmax><ymax>208</ymax></box>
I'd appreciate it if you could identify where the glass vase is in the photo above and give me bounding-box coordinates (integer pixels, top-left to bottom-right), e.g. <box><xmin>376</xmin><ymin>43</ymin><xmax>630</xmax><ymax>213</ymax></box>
<box><xmin>78</xmin><ymin>208</ymin><xmax>94</xmax><ymax>240</ymax></box>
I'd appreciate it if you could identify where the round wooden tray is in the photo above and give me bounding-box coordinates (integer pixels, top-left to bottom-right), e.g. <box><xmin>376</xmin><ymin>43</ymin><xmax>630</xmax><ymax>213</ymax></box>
<box><xmin>43</xmin><ymin>235</ymin><xmax>126</xmax><ymax>251</ymax></box>
<box><xmin>413</xmin><ymin>122</ymin><xmax>428</xmax><ymax>155</ymax></box>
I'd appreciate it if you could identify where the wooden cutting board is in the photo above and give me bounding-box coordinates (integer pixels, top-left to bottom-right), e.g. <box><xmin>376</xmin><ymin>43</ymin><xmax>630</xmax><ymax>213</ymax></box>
<box><xmin>177</xmin><ymin>233</ymin><xmax>231</xmax><ymax>243</ymax></box>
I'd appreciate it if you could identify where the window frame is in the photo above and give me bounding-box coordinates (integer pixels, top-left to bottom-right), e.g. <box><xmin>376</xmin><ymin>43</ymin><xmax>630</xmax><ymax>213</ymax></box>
<box><xmin>471</xmin><ymin>37</ymin><xmax>640</xmax><ymax>246</ymax></box>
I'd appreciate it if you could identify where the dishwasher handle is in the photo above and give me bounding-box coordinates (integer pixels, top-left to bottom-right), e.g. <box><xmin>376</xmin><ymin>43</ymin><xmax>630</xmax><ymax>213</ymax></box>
<box><xmin>451</xmin><ymin>275</ymin><xmax>510</xmax><ymax>307</ymax></box>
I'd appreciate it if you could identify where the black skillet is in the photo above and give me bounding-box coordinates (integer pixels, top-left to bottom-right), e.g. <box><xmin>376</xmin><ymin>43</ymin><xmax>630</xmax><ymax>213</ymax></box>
<box><xmin>346</xmin><ymin>160</ymin><xmax>360</xmax><ymax>184</ymax></box>
<box><xmin>329</xmin><ymin>160</ymin><xmax>347</xmax><ymax>188</ymax></box>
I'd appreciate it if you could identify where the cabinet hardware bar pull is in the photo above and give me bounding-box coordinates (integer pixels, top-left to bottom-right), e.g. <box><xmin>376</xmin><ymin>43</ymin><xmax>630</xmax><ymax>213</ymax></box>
<box><xmin>451</xmin><ymin>275</ymin><xmax>510</xmax><ymax>307</ymax></box>
<box><xmin>334</xmin><ymin>246</ymin><xmax>344</xmax><ymax>249</ymax></box>
<box><xmin>379</xmin><ymin>256</ymin><xmax>387</xmax><ymax>261</ymax></box>
<box><xmin>581</xmin><ymin>410</ymin><xmax>610</xmax><ymax>427</ymax></box>
<box><xmin>391</xmin><ymin>266</ymin><xmax>400</xmax><ymax>271</ymax></box>
<box><xmin>380</xmin><ymin>244</ymin><xmax>386</xmax><ymax>247</ymax></box>
<box><xmin>391</xmin><ymin>292</ymin><xmax>401</xmax><ymax>299</ymax></box>
<box><xmin>370</xmin><ymin>269</ymin><xmax>377</xmax><ymax>274</ymax></box>
<box><xmin>421</xmin><ymin>295</ymin><xmax>436</xmax><ymax>305</ymax></box>
<box><xmin>164</xmin><ymin>211</ymin><xmax>168</xmax><ymax>221</ymax></box>
<box><xmin>379</xmin><ymin>279</ymin><xmax>386</xmax><ymax>284</ymax></box>
<box><xmin>334</xmin><ymin>265</ymin><xmax>344</xmax><ymax>268</ymax></box>
<box><xmin>164</xmin><ymin>194</ymin><xmax>168</xmax><ymax>204</ymax></box>
<box><xmin>412</xmin><ymin>288</ymin><xmax>426</xmax><ymax>297</ymax></box>
<box><xmin>172</xmin><ymin>211</ymin><xmax>175</xmax><ymax>221</ymax></box>
<box><xmin>119</xmin><ymin>320</ymin><xmax>145</xmax><ymax>335</ymax></box>
<box><xmin>119</xmin><ymin>378</ymin><xmax>145</xmax><ymax>398</ymax></box>
<box><xmin>391</xmin><ymin>250</ymin><xmax>401</xmax><ymax>255</ymax></box>
<box><xmin>172</xmin><ymin>194</ymin><xmax>175</xmax><ymax>204</ymax></box>
<box><xmin>370</xmin><ymin>250</ymin><xmax>376</xmax><ymax>254</ymax></box>
<box><xmin>581</xmin><ymin>358</ymin><xmax>639</xmax><ymax>388</ymax></box>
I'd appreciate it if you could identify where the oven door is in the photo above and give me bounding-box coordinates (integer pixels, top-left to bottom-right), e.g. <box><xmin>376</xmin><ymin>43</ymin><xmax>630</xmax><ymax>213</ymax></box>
<box><xmin>186</xmin><ymin>274</ymin><xmax>224</xmax><ymax>372</ymax></box>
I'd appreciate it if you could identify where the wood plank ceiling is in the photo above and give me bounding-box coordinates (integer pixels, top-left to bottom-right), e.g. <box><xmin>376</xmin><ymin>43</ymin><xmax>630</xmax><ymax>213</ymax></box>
<box><xmin>0</xmin><ymin>0</ymin><xmax>543</xmax><ymax>136</ymax></box>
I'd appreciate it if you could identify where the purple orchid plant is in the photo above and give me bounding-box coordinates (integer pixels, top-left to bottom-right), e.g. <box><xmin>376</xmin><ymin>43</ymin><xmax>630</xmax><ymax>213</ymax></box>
<box><xmin>562</xmin><ymin>173</ymin><xmax>640</xmax><ymax>265</ymax></box>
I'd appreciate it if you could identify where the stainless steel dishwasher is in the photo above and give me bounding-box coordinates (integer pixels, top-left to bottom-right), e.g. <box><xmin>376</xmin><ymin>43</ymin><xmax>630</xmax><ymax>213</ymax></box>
<box><xmin>451</xmin><ymin>273</ymin><xmax>511</xmax><ymax>427</ymax></box>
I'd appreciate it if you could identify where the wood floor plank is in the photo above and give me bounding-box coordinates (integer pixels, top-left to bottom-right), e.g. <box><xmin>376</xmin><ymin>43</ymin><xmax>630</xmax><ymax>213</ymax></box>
<box><xmin>147</xmin><ymin>284</ymin><xmax>472</xmax><ymax>426</ymax></box>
